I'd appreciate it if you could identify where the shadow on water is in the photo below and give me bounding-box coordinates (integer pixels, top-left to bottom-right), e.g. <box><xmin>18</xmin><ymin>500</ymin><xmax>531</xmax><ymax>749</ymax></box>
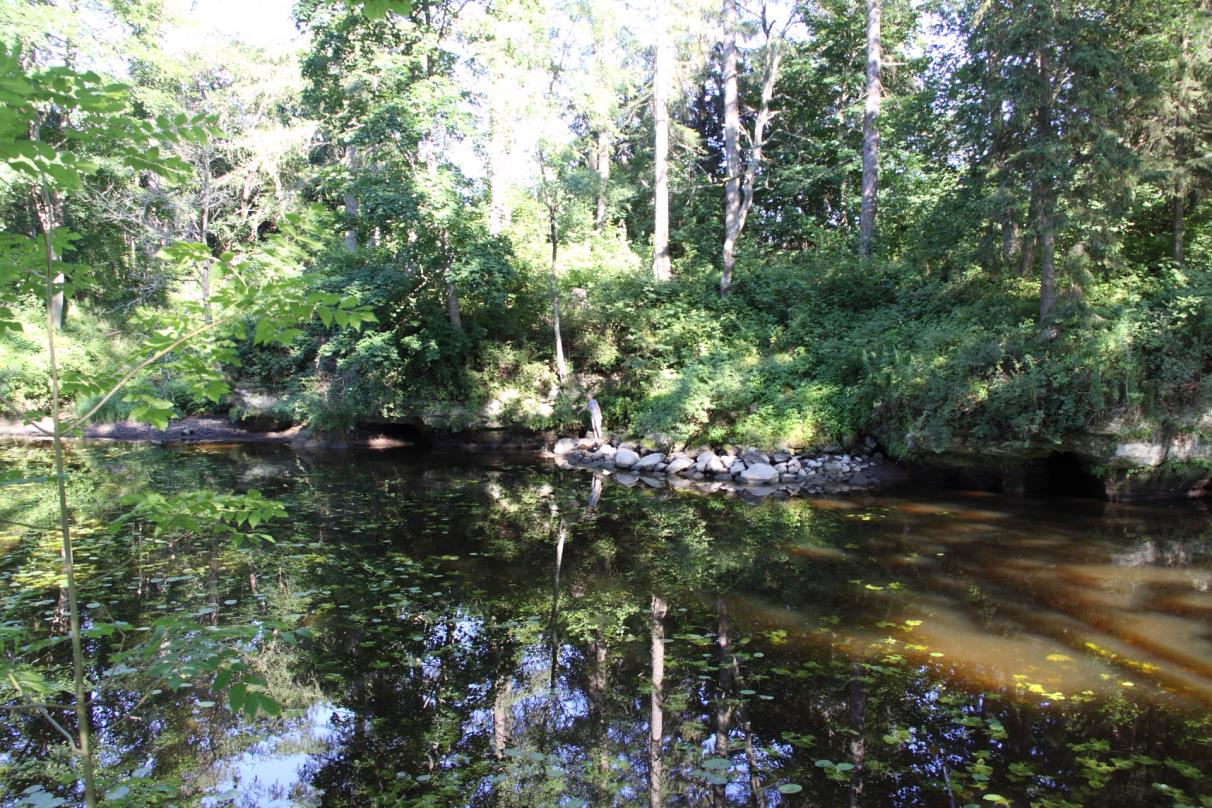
<box><xmin>1</xmin><ymin>441</ymin><xmax>1211</xmax><ymax>806</ymax></box>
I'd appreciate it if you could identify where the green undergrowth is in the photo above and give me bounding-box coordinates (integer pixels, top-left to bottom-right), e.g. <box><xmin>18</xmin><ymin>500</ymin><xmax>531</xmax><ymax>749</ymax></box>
<box><xmin>13</xmin><ymin>238</ymin><xmax>1212</xmax><ymax>452</ymax></box>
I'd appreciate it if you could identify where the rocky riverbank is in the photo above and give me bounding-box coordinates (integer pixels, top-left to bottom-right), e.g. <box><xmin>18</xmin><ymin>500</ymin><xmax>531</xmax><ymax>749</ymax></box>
<box><xmin>550</xmin><ymin>435</ymin><xmax>907</xmax><ymax>497</ymax></box>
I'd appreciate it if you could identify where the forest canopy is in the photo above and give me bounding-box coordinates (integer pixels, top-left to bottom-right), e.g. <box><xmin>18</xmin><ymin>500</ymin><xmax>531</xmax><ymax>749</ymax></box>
<box><xmin>2</xmin><ymin>0</ymin><xmax>1211</xmax><ymax>455</ymax></box>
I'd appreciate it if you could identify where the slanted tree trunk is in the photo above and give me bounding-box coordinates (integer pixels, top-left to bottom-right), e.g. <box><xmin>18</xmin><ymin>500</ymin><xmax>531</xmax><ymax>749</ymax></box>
<box><xmin>549</xmin><ymin>213</ymin><xmax>567</xmax><ymax>382</ymax></box>
<box><xmin>595</xmin><ymin>129</ymin><xmax>610</xmax><ymax>230</ymax></box>
<box><xmin>648</xmin><ymin>594</ymin><xmax>667</xmax><ymax>808</ymax></box>
<box><xmin>652</xmin><ymin>0</ymin><xmax>672</xmax><ymax>281</ymax></box>
<box><xmin>721</xmin><ymin>0</ymin><xmax>741</xmax><ymax>295</ymax></box>
<box><xmin>344</xmin><ymin>144</ymin><xmax>359</xmax><ymax>251</ymax></box>
<box><xmin>858</xmin><ymin>0</ymin><xmax>882</xmax><ymax>259</ymax></box>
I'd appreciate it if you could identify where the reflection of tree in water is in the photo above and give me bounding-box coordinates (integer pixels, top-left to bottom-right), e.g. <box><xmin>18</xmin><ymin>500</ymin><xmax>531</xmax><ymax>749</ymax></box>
<box><xmin>3</xmin><ymin>445</ymin><xmax>1212</xmax><ymax>805</ymax></box>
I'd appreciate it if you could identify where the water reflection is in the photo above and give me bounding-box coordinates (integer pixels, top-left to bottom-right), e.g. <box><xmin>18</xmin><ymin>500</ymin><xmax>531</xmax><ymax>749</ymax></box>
<box><xmin>0</xmin><ymin>442</ymin><xmax>1210</xmax><ymax>805</ymax></box>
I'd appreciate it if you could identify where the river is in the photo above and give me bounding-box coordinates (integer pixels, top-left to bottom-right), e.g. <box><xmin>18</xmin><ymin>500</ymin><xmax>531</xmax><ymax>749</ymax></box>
<box><xmin>0</xmin><ymin>441</ymin><xmax>1209</xmax><ymax>806</ymax></box>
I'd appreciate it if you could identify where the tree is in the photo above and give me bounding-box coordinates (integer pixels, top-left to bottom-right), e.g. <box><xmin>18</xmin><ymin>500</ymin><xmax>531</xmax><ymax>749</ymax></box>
<box><xmin>947</xmin><ymin>0</ymin><xmax>1167</xmax><ymax>334</ymax></box>
<box><xmin>720</xmin><ymin>0</ymin><xmax>793</xmax><ymax>294</ymax></box>
<box><xmin>536</xmin><ymin>144</ymin><xmax>572</xmax><ymax>383</ymax></box>
<box><xmin>652</xmin><ymin>0</ymin><xmax>673</xmax><ymax>281</ymax></box>
<box><xmin>0</xmin><ymin>46</ymin><xmax>375</xmax><ymax>805</ymax></box>
<box><xmin>858</xmin><ymin>0</ymin><xmax>881</xmax><ymax>259</ymax></box>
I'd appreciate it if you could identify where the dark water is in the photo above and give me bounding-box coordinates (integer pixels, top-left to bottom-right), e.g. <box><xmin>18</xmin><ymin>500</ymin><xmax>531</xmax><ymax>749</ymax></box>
<box><xmin>1</xmin><ymin>442</ymin><xmax>1211</xmax><ymax>806</ymax></box>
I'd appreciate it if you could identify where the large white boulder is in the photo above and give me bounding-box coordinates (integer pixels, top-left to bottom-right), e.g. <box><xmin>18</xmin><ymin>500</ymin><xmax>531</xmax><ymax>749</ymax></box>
<box><xmin>614</xmin><ymin>448</ymin><xmax>640</xmax><ymax>469</ymax></box>
<box><xmin>738</xmin><ymin>462</ymin><xmax>779</xmax><ymax>485</ymax></box>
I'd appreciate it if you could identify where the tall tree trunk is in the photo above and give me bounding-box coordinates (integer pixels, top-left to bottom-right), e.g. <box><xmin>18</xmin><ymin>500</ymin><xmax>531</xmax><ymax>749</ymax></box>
<box><xmin>440</xmin><ymin>230</ymin><xmax>462</xmax><ymax>330</ymax></box>
<box><xmin>199</xmin><ymin>148</ymin><xmax>213</xmax><ymax>323</ymax></box>
<box><xmin>858</xmin><ymin>0</ymin><xmax>882</xmax><ymax>259</ymax></box>
<box><xmin>344</xmin><ymin>144</ymin><xmax>359</xmax><ymax>252</ymax></box>
<box><xmin>721</xmin><ymin>0</ymin><xmax>741</xmax><ymax>295</ymax></box>
<box><xmin>648</xmin><ymin>594</ymin><xmax>667</xmax><ymax>808</ymax></box>
<box><xmin>1034</xmin><ymin>47</ymin><xmax>1057</xmax><ymax>335</ymax></box>
<box><xmin>1172</xmin><ymin>24</ymin><xmax>1191</xmax><ymax>267</ymax></box>
<box><xmin>444</xmin><ymin>272</ymin><xmax>462</xmax><ymax>330</ymax></box>
<box><xmin>595</xmin><ymin>129</ymin><xmax>611</xmax><ymax>230</ymax></box>
<box><xmin>652</xmin><ymin>0</ymin><xmax>672</xmax><ymax>281</ymax></box>
<box><xmin>32</xmin><ymin>192</ymin><xmax>65</xmax><ymax>330</ymax></box>
<box><xmin>1173</xmin><ymin>178</ymin><xmax>1185</xmax><ymax>267</ymax></box>
<box><xmin>489</xmin><ymin>108</ymin><xmax>510</xmax><ymax>236</ymax></box>
<box><xmin>549</xmin><ymin>215</ymin><xmax>567</xmax><ymax>382</ymax></box>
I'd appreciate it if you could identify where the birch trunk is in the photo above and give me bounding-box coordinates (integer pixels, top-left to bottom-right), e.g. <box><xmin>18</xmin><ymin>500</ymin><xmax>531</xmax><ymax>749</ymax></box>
<box><xmin>648</xmin><ymin>594</ymin><xmax>667</xmax><ymax>808</ymax></box>
<box><xmin>721</xmin><ymin>0</ymin><xmax>741</xmax><ymax>295</ymax></box>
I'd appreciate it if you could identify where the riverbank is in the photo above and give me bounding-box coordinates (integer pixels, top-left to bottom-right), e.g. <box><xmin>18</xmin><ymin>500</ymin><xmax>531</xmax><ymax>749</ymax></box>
<box><xmin>550</xmin><ymin>435</ymin><xmax>909</xmax><ymax>498</ymax></box>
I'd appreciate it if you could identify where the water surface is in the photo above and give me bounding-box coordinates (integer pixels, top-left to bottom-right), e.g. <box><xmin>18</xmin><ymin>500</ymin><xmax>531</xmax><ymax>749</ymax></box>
<box><xmin>1</xmin><ymin>442</ymin><xmax>1210</xmax><ymax>806</ymax></box>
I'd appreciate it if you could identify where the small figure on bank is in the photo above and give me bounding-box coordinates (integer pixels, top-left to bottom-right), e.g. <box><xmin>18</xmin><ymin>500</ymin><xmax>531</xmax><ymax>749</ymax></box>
<box><xmin>586</xmin><ymin>395</ymin><xmax>603</xmax><ymax>442</ymax></box>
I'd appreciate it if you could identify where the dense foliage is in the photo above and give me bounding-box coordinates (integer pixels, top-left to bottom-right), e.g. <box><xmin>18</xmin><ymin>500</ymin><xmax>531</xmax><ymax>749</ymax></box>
<box><xmin>2</xmin><ymin>0</ymin><xmax>1211</xmax><ymax>455</ymax></box>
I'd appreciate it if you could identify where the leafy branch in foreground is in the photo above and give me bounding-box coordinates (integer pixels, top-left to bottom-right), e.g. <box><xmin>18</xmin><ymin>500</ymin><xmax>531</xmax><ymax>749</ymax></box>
<box><xmin>0</xmin><ymin>43</ymin><xmax>373</xmax><ymax>807</ymax></box>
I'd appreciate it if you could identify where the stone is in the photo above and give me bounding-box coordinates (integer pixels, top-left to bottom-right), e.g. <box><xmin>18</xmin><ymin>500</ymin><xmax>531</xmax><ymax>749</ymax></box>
<box><xmin>597</xmin><ymin>443</ymin><xmax>617</xmax><ymax>457</ymax></box>
<box><xmin>666</xmin><ymin>456</ymin><xmax>695</xmax><ymax>475</ymax></box>
<box><xmin>614</xmin><ymin>472</ymin><xmax>639</xmax><ymax>487</ymax></box>
<box><xmin>695</xmin><ymin>450</ymin><xmax>726</xmax><ymax>475</ymax></box>
<box><xmin>553</xmin><ymin>438</ymin><xmax>579</xmax><ymax>456</ymax></box>
<box><xmin>578</xmin><ymin>436</ymin><xmax>597</xmax><ymax>449</ymax></box>
<box><xmin>729</xmin><ymin>461</ymin><xmax>746</xmax><ymax>477</ymax></box>
<box><xmin>738</xmin><ymin>462</ymin><xmax>779</xmax><ymax>485</ymax></box>
<box><xmin>634</xmin><ymin>452</ymin><xmax>666</xmax><ymax>472</ymax></box>
<box><xmin>864</xmin><ymin>435</ymin><xmax>878</xmax><ymax>449</ymax></box>
<box><xmin>772</xmin><ymin>451</ymin><xmax>791</xmax><ymax>463</ymax></box>
<box><xmin>644</xmin><ymin>432</ymin><xmax>675</xmax><ymax>451</ymax></box>
<box><xmin>741</xmin><ymin>448</ymin><xmax>769</xmax><ymax>465</ymax></box>
<box><xmin>614</xmin><ymin>448</ymin><xmax>640</xmax><ymax>469</ymax></box>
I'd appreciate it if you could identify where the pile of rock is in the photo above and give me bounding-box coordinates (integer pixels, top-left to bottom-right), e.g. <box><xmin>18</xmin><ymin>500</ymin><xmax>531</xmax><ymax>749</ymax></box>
<box><xmin>550</xmin><ymin>435</ymin><xmax>899</xmax><ymax>497</ymax></box>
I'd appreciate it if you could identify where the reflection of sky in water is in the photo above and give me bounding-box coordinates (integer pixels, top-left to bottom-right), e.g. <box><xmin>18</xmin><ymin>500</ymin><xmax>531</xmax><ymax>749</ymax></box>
<box><xmin>202</xmin><ymin>703</ymin><xmax>348</xmax><ymax>808</ymax></box>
